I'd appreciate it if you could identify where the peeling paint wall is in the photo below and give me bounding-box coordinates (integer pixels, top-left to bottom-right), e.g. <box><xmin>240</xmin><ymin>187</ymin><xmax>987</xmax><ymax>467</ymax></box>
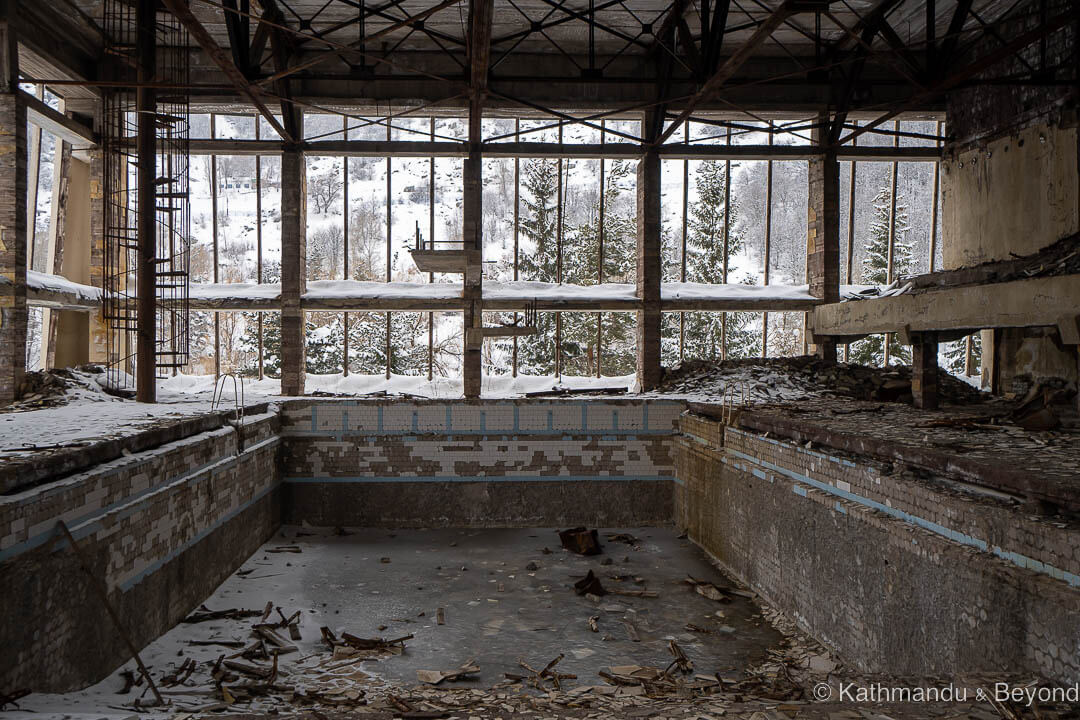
<box><xmin>942</xmin><ymin>122</ymin><xmax>1079</xmax><ymax>268</ymax></box>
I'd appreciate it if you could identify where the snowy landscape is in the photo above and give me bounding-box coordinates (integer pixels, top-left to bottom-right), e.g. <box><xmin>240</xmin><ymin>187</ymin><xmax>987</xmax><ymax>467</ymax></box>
<box><xmin>24</xmin><ymin>107</ymin><xmax>979</xmax><ymax>385</ymax></box>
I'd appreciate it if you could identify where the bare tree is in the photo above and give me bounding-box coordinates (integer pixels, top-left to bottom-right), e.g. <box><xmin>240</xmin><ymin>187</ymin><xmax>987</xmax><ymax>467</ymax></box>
<box><xmin>309</xmin><ymin>168</ymin><xmax>344</xmax><ymax>214</ymax></box>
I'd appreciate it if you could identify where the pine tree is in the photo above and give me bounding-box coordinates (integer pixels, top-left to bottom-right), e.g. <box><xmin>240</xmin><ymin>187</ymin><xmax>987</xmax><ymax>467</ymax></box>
<box><xmin>943</xmin><ymin>333</ymin><xmax>982</xmax><ymax>377</ymax></box>
<box><xmin>679</xmin><ymin>160</ymin><xmax>759</xmax><ymax>361</ymax></box>
<box><xmin>850</xmin><ymin>186</ymin><xmax>913</xmax><ymax>366</ymax></box>
<box><xmin>518</xmin><ymin>159</ymin><xmax>560</xmax><ymax>283</ymax></box>
<box><xmin>558</xmin><ymin>160</ymin><xmax>636</xmax><ymax>376</ymax></box>
<box><xmin>517</xmin><ymin>158</ymin><xmax>561</xmax><ymax>375</ymax></box>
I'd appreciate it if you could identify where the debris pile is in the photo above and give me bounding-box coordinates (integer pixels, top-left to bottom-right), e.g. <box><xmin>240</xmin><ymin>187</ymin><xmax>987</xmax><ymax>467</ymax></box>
<box><xmin>4</xmin><ymin>365</ymin><xmax>124</xmax><ymax>413</ymax></box>
<box><xmin>656</xmin><ymin>356</ymin><xmax>988</xmax><ymax>406</ymax></box>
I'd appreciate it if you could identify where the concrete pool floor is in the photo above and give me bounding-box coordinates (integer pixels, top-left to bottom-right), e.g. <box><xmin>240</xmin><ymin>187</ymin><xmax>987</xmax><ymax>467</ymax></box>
<box><xmin>13</xmin><ymin>527</ymin><xmax>1065</xmax><ymax>719</ymax></box>
<box><xmin>222</xmin><ymin>526</ymin><xmax>783</xmax><ymax>686</ymax></box>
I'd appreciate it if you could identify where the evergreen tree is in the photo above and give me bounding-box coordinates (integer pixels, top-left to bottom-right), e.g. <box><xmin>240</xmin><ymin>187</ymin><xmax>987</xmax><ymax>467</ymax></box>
<box><xmin>559</xmin><ymin>160</ymin><xmax>636</xmax><ymax>376</ymax></box>
<box><xmin>517</xmin><ymin>158</ymin><xmax>561</xmax><ymax>374</ymax></box>
<box><xmin>679</xmin><ymin>160</ymin><xmax>759</xmax><ymax>361</ymax></box>
<box><xmin>943</xmin><ymin>333</ymin><xmax>982</xmax><ymax>377</ymax></box>
<box><xmin>850</xmin><ymin>186</ymin><xmax>913</xmax><ymax>366</ymax></box>
<box><xmin>518</xmin><ymin>159</ymin><xmax>560</xmax><ymax>283</ymax></box>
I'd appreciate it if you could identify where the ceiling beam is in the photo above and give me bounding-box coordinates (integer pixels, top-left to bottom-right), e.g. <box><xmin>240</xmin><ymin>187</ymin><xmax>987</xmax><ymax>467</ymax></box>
<box><xmin>182</xmin><ymin>137</ymin><xmax>941</xmax><ymax>161</ymax></box>
<box><xmin>254</xmin><ymin>0</ymin><xmax>464</xmax><ymax>87</ymax></box>
<box><xmin>938</xmin><ymin>0</ymin><xmax>975</xmax><ymax>73</ymax></box>
<box><xmin>467</xmin><ymin>0</ymin><xmax>494</xmax><ymax>145</ymax></box>
<box><xmin>656</xmin><ymin>0</ymin><xmax>825</xmax><ymax>145</ymax></box>
<box><xmin>160</xmin><ymin>0</ymin><xmax>293</xmax><ymax>142</ymax></box>
<box><xmin>839</xmin><ymin>6</ymin><xmax>1079</xmax><ymax>146</ymax></box>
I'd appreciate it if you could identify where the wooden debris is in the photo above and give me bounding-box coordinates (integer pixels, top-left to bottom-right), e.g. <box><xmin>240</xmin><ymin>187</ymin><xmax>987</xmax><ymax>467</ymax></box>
<box><xmin>0</xmin><ymin>688</ymin><xmax>30</xmax><ymax>710</ymax></box>
<box><xmin>559</xmin><ymin>527</ymin><xmax>603</xmax><ymax>555</ymax></box>
<box><xmin>510</xmin><ymin>654</ymin><xmax>576</xmax><ymax>690</ymax></box>
<box><xmin>685</xmin><ymin>575</ymin><xmax>733</xmax><ymax>603</ymax></box>
<box><xmin>267</xmin><ymin>545</ymin><xmax>302</xmax><ymax>553</ymax></box>
<box><xmin>573</xmin><ymin>569</ymin><xmax>607</xmax><ymax>596</ymax></box>
<box><xmin>416</xmin><ymin>659</ymin><xmax>480</xmax><ymax>685</ymax></box>
<box><xmin>182</xmin><ymin>606</ymin><xmax>262</xmax><ymax>624</ymax></box>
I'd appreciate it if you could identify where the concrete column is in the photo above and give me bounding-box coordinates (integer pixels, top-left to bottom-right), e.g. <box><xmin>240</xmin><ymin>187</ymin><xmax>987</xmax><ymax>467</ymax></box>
<box><xmin>88</xmin><ymin>147</ymin><xmax>108</xmax><ymax>363</ymax></box>
<box><xmin>280</xmin><ymin>145</ymin><xmax>307</xmax><ymax>396</ymax></box>
<box><xmin>636</xmin><ymin>146</ymin><xmax>662</xmax><ymax>390</ymax></box>
<box><xmin>912</xmin><ymin>333</ymin><xmax>939</xmax><ymax>410</ymax></box>
<box><xmin>0</xmin><ymin>2</ymin><xmax>26</xmax><ymax>405</ymax></box>
<box><xmin>135</xmin><ymin>0</ymin><xmax>157</xmax><ymax>402</ymax></box>
<box><xmin>807</xmin><ymin>115</ymin><xmax>840</xmax><ymax>362</ymax></box>
<box><xmin>53</xmin><ymin>156</ymin><xmax>92</xmax><ymax>368</ymax></box>
<box><xmin>461</xmin><ymin>151</ymin><xmax>483</xmax><ymax>398</ymax></box>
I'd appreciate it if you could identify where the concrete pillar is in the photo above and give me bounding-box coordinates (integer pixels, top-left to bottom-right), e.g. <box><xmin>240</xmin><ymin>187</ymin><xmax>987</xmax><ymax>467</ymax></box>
<box><xmin>807</xmin><ymin>114</ymin><xmax>840</xmax><ymax>362</ymax></box>
<box><xmin>88</xmin><ymin>147</ymin><xmax>108</xmax><ymax>364</ymax></box>
<box><xmin>461</xmin><ymin>151</ymin><xmax>483</xmax><ymax>398</ymax></box>
<box><xmin>53</xmin><ymin>156</ymin><xmax>92</xmax><ymax>368</ymax></box>
<box><xmin>912</xmin><ymin>333</ymin><xmax>939</xmax><ymax>410</ymax></box>
<box><xmin>636</xmin><ymin>146</ymin><xmax>662</xmax><ymax>390</ymax></box>
<box><xmin>0</xmin><ymin>2</ymin><xmax>26</xmax><ymax>405</ymax></box>
<box><xmin>280</xmin><ymin>145</ymin><xmax>306</xmax><ymax>396</ymax></box>
<box><xmin>135</xmin><ymin>0</ymin><xmax>157</xmax><ymax>402</ymax></box>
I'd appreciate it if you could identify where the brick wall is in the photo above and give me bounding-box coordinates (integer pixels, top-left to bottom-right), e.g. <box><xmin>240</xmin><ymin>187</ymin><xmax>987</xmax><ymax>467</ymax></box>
<box><xmin>675</xmin><ymin>414</ymin><xmax>1080</xmax><ymax>683</ymax></box>
<box><xmin>0</xmin><ymin>411</ymin><xmax>283</xmax><ymax>692</ymax></box>
<box><xmin>280</xmin><ymin>399</ymin><xmax>684</xmax><ymax>527</ymax></box>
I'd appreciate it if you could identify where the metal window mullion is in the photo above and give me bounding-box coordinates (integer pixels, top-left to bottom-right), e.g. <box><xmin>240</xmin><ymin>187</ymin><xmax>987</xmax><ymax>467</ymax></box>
<box><xmin>884</xmin><ymin>120</ymin><xmax>900</xmax><ymax>367</ymax></box>
<box><xmin>929</xmin><ymin>119</ymin><xmax>941</xmax><ymax>273</ymax></box>
<box><xmin>211</xmin><ymin>113</ymin><xmax>220</xmax><ymax>379</ymax></box>
<box><xmin>512</xmin><ymin>119</ymin><xmax>520</xmax><ymax>378</ymax></box>
<box><xmin>678</xmin><ymin>121</ymin><xmax>688</xmax><ymax>364</ymax></box>
<box><xmin>555</xmin><ymin>121</ymin><xmax>564</xmax><ymax>378</ymax></box>
<box><xmin>597</xmin><ymin>120</ymin><xmax>607</xmax><ymax>378</ymax></box>
<box><xmin>721</xmin><ymin>127</ymin><xmax>731</xmax><ymax>361</ymax></box>
<box><xmin>762</xmin><ymin>124</ymin><xmax>773</xmax><ymax>359</ymax></box>
<box><xmin>343</xmin><ymin>116</ymin><xmax>350</xmax><ymax>377</ymax></box>
<box><xmin>843</xmin><ymin>122</ymin><xmax>857</xmax><ymax>363</ymax></box>
<box><xmin>428</xmin><ymin>117</ymin><xmax>435</xmax><ymax>381</ymax></box>
<box><xmin>385</xmin><ymin>119</ymin><xmax>392</xmax><ymax>379</ymax></box>
<box><xmin>255</xmin><ymin>114</ymin><xmax>264</xmax><ymax>379</ymax></box>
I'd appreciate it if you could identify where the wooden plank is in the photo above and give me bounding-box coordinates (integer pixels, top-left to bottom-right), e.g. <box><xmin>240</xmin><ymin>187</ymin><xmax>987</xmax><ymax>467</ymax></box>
<box><xmin>22</xmin><ymin>90</ymin><xmax>95</xmax><ymax>147</ymax></box>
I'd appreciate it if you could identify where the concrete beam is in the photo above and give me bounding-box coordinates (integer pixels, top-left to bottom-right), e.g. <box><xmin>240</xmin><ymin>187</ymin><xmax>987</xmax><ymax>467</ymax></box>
<box><xmin>22</xmin><ymin>90</ymin><xmax>96</xmax><ymax>148</ymax></box>
<box><xmin>811</xmin><ymin>274</ymin><xmax>1080</xmax><ymax>340</ymax></box>
<box><xmin>185</xmin><ymin>139</ymin><xmax>942</xmax><ymax>161</ymax></box>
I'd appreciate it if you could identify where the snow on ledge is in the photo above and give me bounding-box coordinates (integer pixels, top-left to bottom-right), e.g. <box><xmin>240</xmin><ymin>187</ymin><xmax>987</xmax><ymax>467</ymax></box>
<box><xmin>158</xmin><ymin>371</ymin><xmax>638</xmax><ymax>399</ymax></box>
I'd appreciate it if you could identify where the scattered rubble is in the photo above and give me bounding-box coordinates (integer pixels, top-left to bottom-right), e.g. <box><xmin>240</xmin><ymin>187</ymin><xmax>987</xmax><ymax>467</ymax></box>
<box><xmin>656</xmin><ymin>356</ymin><xmax>988</xmax><ymax>406</ymax></box>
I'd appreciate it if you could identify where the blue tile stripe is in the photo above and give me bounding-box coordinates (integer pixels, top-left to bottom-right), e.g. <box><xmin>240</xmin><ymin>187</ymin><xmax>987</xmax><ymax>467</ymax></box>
<box><xmin>727</xmin><ymin>447</ymin><xmax>1080</xmax><ymax>588</ymax></box>
<box><xmin>0</xmin><ymin>436</ymin><xmax>281</xmax><ymax>570</ymax></box>
<box><xmin>284</xmin><ymin>475</ymin><xmax>673</xmax><ymax>484</ymax></box>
